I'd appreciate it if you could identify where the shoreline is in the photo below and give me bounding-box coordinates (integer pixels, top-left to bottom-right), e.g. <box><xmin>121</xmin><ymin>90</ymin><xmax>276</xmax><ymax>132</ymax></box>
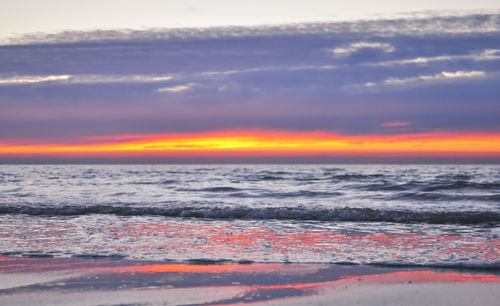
<box><xmin>1</xmin><ymin>256</ymin><xmax>499</xmax><ymax>305</ymax></box>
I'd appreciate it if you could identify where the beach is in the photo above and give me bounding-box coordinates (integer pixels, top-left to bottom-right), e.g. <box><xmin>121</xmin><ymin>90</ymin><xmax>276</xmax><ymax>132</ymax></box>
<box><xmin>0</xmin><ymin>256</ymin><xmax>499</xmax><ymax>305</ymax></box>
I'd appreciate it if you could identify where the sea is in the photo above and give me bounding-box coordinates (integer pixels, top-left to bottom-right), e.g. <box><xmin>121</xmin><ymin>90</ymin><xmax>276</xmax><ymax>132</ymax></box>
<box><xmin>0</xmin><ymin>165</ymin><xmax>498</xmax><ymax>269</ymax></box>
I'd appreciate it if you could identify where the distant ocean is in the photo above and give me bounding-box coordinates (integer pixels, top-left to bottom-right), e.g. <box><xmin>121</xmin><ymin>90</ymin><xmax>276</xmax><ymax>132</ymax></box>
<box><xmin>0</xmin><ymin>165</ymin><xmax>498</xmax><ymax>269</ymax></box>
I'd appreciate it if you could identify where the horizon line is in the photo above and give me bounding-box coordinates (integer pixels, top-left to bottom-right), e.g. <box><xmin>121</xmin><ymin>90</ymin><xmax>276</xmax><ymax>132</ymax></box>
<box><xmin>2</xmin><ymin>156</ymin><xmax>499</xmax><ymax>165</ymax></box>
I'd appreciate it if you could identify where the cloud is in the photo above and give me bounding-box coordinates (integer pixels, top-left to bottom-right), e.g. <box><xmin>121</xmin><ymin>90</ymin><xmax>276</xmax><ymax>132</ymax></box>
<box><xmin>3</xmin><ymin>13</ymin><xmax>499</xmax><ymax>45</ymax></box>
<box><xmin>157</xmin><ymin>83</ymin><xmax>194</xmax><ymax>93</ymax></box>
<box><xmin>199</xmin><ymin>65</ymin><xmax>339</xmax><ymax>78</ymax></box>
<box><xmin>349</xmin><ymin>70</ymin><xmax>489</xmax><ymax>91</ymax></box>
<box><xmin>0</xmin><ymin>75</ymin><xmax>71</xmax><ymax>85</ymax></box>
<box><xmin>0</xmin><ymin>74</ymin><xmax>172</xmax><ymax>86</ymax></box>
<box><xmin>0</xmin><ymin>12</ymin><xmax>499</xmax><ymax>140</ymax></box>
<box><xmin>381</xmin><ymin>122</ymin><xmax>412</xmax><ymax>127</ymax></box>
<box><xmin>71</xmin><ymin>74</ymin><xmax>173</xmax><ymax>84</ymax></box>
<box><xmin>331</xmin><ymin>42</ymin><xmax>395</xmax><ymax>56</ymax></box>
<box><xmin>365</xmin><ymin>49</ymin><xmax>500</xmax><ymax>66</ymax></box>
<box><xmin>385</xmin><ymin>70</ymin><xmax>486</xmax><ymax>84</ymax></box>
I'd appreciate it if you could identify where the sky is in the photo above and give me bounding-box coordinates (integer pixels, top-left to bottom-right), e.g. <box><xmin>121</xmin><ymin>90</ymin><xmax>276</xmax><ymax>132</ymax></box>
<box><xmin>1</xmin><ymin>1</ymin><xmax>500</xmax><ymax>162</ymax></box>
<box><xmin>1</xmin><ymin>1</ymin><xmax>500</xmax><ymax>38</ymax></box>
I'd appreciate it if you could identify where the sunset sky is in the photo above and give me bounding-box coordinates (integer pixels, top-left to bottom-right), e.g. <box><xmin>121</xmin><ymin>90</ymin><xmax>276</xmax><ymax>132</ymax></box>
<box><xmin>1</xmin><ymin>1</ymin><xmax>499</xmax><ymax>162</ymax></box>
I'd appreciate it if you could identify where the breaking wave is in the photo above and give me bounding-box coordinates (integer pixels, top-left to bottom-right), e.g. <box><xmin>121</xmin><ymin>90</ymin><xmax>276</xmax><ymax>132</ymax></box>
<box><xmin>1</xmin><ymin>204</ymin><xmax>498</xmax><ymax>225</ymax></box>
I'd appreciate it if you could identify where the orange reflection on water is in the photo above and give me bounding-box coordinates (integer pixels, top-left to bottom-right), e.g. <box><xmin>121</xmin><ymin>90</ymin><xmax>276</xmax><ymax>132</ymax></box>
<box><xmin>85</xmin><ymin>263</ymin><xmax>306</xmax><ymax>274</ymax></box>
<box><xmin>0</xmin><ymin>257</ymin><xmax>311</xmax><ymax>275</ymax></box>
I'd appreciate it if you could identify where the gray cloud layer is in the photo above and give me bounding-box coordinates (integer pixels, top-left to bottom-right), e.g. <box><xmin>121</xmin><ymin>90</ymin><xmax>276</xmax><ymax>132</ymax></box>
<box><xmin>4</xmin><ymin>13</ymin><xmax>500</xmax><ymax>45</ymax></box>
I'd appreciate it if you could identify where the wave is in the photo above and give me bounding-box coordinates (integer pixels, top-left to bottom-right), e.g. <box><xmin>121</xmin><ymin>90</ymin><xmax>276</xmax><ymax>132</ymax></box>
<box><xmin>330</xmin><ymin>173</ymin><xmax>386</xmax><ymax>181</ymax></box>
<box><xmin>110</xmin><ymin>192</ymin><xmax>136</xmax><ymax>197</ymax></box>
<box><xmin>2</xmin><ymin>252</ymin><xmax>498</xmax><ymax>270</ymax></box>
<box><xmin>71</xmin><ymin>253</ymin><xmax>127</xmax><ymax>259</ymax></box>
<box><xmin>200</xmin><ymin>187</ymin><xmax>242</xmax><ymax>192</ymax></box>
<box><xmin>422</xmin><ymin>181</ymin><xmax>500</xmax><ymax>191</ymax></box>
<box><xmin>391</xmin><ymin>192</ymin><xmax>500</xmax><ymax>202</ymax></box>
<box><xmin>367</xmin><ymin>261</ymin><xmax>500</xmax><ymax>271</ymax></box>
<box><xmin>234</xmin><ymin>172</ymin><xmax>388</xmax><ymax>182</ymax></box>
<box><xmin>229</xmin><ymin>191</ymin><xmax>343</xmax><ymax>198</ymax></box>
<box><xmin>174</xmin><ymin>187</ymin><xmax>342</xmax><ymax>197</ymax></box>
<box><xmin>130</xmin><ymin>179</ymin><xmax>177</xmax><ymax>185</ymax></box>
<box><xmin>361</xmin><ymin>184</ymin><xmax>408</xmax><ymax>191</ymax></box>
<box><xmin>321</xmin><ymin>261</ymin><xmax>500</xmax><ymax>271</ymax></box>
<box><xmin>150</xmin><ymin>181</ymin><xmax>500</xmax><ymax>200</ymax></box>
<box><xmin>2</xmin><ymin>187</ymin><xmax>23</xmax><ymax>193</ymax></box>
<box><xmin>0</xmin><ymin>179</ymin><xmax>22</xmax><ymax>183</ymax></box>
<box><xmin>361</xmin><ymin>180</ymin><xmax>500</xmax><ymax>192</ymax></box>
<box><xmin>175</xmin><ymin>186</ymin><xmax>243</xmax><ymax>192</ymax></box>
<box><xmin>243</xmin><ymin>175</ymin><xmax>285</xmax><ymax>181</ymax></box>
<box><xmin>322</xmin><ymin>168</ymin><xmax>342</xmax><ymax>174</ymax></box>
<box><xmin>1</xmin><ymin>205</ymin><xmax>498</xmax><ymax>225</ymax></box>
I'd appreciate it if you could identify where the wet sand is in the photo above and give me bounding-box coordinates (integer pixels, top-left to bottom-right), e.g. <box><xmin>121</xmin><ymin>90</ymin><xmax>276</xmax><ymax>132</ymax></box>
<box><xmin>0</xmin><ymin>256</ymin><xmax>499</xmax><ymax>305</ymax></box>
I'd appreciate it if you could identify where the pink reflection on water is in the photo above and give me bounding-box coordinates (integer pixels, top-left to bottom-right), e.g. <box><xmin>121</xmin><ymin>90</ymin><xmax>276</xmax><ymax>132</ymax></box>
<box><xmin>0</xmin><ymin>257</ymin><xmax>33</xmax><ymax>262</ymax></box>
<box><xmin>339</xmin><ymin>271</ymin><xmax>500</xmax><ymax>283</ymax></box>
<box><xmin>106</xmin><ymin>221</ymin><xmax>500</xmax><ymax>262</ymax></box>
<box><xmin>245</xmin><ymin>271</ymin><xmax>500</xmax><ymax>304</ymax></box>
<box><xmin>247</xmin><ymin>271</ymin><xmax>500</xmax><ymax>294</ymax></box>
<box><xmin>2</xmin><ymin>257</ymin><xmax>498</xmax><ymax>284</ymax></box>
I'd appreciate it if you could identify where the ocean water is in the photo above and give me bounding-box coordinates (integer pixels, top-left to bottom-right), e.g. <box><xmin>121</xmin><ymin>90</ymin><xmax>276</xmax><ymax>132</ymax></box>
<box><xmin>0</xmin><ymin>165</ymin><xmax>498</xmax><ymax>269</ymax></box>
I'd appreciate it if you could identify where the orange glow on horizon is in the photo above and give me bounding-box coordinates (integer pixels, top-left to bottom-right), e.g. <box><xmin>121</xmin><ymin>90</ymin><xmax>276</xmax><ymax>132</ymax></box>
<box><xmin>1</xmin><ymin>130</ymin><xmax>499</xmax><ymax>157</ymax></box>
